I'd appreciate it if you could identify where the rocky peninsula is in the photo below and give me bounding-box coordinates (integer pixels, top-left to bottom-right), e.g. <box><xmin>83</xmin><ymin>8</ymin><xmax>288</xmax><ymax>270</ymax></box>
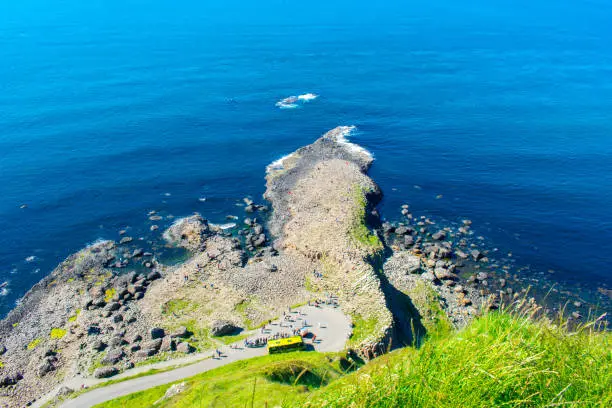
<box><xmin>1</xmin><ymin>127</ymin><xmax>501</xmax><ymax>407</ymax></box>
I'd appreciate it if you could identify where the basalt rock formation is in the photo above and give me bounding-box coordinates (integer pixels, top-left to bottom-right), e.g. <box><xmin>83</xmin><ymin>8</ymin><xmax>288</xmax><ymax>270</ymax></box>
<box><xmin>0</xmin><ymin>127</ymin><xmax>488</xmax><ymax>407</ymax></box>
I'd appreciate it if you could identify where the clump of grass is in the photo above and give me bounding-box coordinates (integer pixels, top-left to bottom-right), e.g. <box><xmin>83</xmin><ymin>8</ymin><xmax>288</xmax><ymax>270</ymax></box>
<box><xmin>212</xmin><ymin>333</ymin><xmax>249</xmax><ymax>345</ymax></box>
<box><xmin>161</xmin><ymin>299</ymin><xmax>193</xmax><ymax>316</ymax></box>
<box><xmin>104</xmin><ymin>288</ymin><xmax>116</xmax><ymax>302</ymax></box>
<box><xmin>27</xmin><ymin>338</ymin><xmax>42</xmax><ymax>350</ymax></box>
<box><xmin>234</xmin><ymin>298</ymin><xmax>260</xmax><ymax>329</ymax></box>
<box><xmin>68</xmin><ymin>309</ymin><xmax>81</xmax><ymax>323</ymax></box>
<box><xmin>300</xmin><ymin>310</ymin><xmax>611</xmax><ymax>407</ymax></box>
<box><xmin>347</xmin><ymin>314</ymin><xmax>381</xmax><ymax>348</ymax></box>
<box><xmin>176</xmin><ymin>320</ymin><xmax>212</xmax><ymax>351</ymax></box>
<box><xmin>350</xmin><ymin>186</ymin><xmax>382</xmax><ymax>250</ymax></box>
<box><xmin>50</xmin><ymin>328</ymin><xmax>67</xmax><ymax>339</ymax></box>
<box><xmin>405</xmin><ymin>280</ymin><xmax>453</xmax><ymax>337</ymax></box>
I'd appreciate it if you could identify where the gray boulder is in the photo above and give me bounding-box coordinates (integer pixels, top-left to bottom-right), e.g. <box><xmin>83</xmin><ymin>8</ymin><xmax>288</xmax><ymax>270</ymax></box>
<box><xmin>92</xmin><ymin>340</ymin><xmax>107</xmax><ymax>351</ymax></box>
<box><xmin>210</xmin><ymin>320</ymin><xmax>240</xmax><ymax>337</ymax></box>
<box><xmin>93</xmin><ymin>367</ymin><xmax>119</xmax><ymax>379</ymax></box>
<box><xmin>147</xmin><ymin>271</ymin><xmax>161</xmax><ymax>281</ymax></box>
<box><xmin>150</xmin><ymin>327</ymin><xmax>165</xmax><ymax>339</ymax></box>
<box><xmin>404</xmin><ymin>235</ymin><xmax>415</xmax><ymax>247</ymax></box>
<box><xmin>176</xmin><ymin>342</ymin><xmax>194</xmax><ymax>354</ymax></box>
<box><xmin>102</xmin><ymin>348</ymin><xmax>125</xmax><ymax>365</ymax></box>
<box><xmin>37</xmin><ymin>356</ymin><xmax>57</xmax><ymax>377</ymax></box>
<box><xmin>0</xmin><ymin>373</ymin><xmax>23</xmax><ymax>387</ymax></box>
<box><xmin>159</xmin><ymin>336</ymin><xmax>175</xmax><ymax>352</ymax></box>
<box><xmin>141</xmin><ymin>339</ymin><xmax>162</xmax><ymax>352</ymax></box>
<box><xmin>170</xmin><ymin>326</ymin><xmax>190</xmax><ymax>339</ymax></box>
<box><xmin>471</xmin><ymin>250</ymin><xmax>483</xmax><ymax>261</ymax></box>
<box><xmin>395</xmin><ymin>226</ymin><xmax>410</xmax><ymax>235</ymax></box>
<box><xmin>432</xmin><ymin>230</ymin><xmax>446</xmax><ymax>241</ymax></box>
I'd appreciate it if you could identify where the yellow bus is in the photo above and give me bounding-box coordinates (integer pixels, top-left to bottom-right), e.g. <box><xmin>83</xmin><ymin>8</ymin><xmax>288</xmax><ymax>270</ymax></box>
<box><xmin>267</xmin><ymin>335</ymin><xmax>305</xmax><ymax>354</ymax></box>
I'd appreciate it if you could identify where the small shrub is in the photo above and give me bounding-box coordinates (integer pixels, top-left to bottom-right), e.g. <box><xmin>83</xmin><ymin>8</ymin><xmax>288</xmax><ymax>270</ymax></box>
<box><xmin>50</xmin><ymin>328</ymin><xmax>67</xmax><ymax>339</ymax></box>
<box><xmin>27</xmin><ymin>338</ymin><xmax>42</xmax><ymax>350</ymax></box>
<box><xmin>104</xmin><ymin>288</ymin><xmax>116</xmax><ymax>302</ymax></box>
<box><xmin>68</xmin><ymin>309</ymin><xmax>81</xmax><ymax>323</ymax></box>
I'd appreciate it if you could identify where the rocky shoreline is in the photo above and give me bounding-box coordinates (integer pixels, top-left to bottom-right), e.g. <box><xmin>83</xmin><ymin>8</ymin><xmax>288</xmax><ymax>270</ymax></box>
<box><xmin>0</xmin><ymin>127</ymin><xmax>607</xmax><ymax>407</ymax></box>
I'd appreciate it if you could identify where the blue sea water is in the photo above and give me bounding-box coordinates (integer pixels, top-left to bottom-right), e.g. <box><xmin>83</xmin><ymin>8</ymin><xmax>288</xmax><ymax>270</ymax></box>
<box><xmin>1</xmin><ymin>0</ymin><xmax>612</xmax><ymax>316</ymax></box>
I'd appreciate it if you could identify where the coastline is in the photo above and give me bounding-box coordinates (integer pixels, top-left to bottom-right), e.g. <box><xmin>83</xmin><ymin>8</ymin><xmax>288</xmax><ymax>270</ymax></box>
<box><xmin>0</xmin><ymin>127</ymin><xmax>609</xmax><ymax>407</ymax></box>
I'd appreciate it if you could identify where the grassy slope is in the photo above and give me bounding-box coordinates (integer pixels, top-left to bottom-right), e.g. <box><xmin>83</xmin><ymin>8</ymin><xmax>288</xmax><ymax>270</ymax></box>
<box><xmin>97</xmin><ymin>310</ymin><xmax>610</xmax><ymax>408</ymax></box>
<box><xmin>93</xmin><ymin>352</ymin><xmax>358</xmax><ymax>408</ymax></box>
<box><xmin>298</xmin><ymin>312</ymin><xmax>611</xmax><ymax>408</ymax></box>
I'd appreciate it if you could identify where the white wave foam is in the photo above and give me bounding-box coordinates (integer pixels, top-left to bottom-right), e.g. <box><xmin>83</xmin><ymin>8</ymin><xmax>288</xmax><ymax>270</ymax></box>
<box><xmin>332</xmin><ymin>126</ymin><xmax>374</xmax><ymax>161</ymax></box>
<box><xmin>275</xmin><ymin>102</ymin><xmax>299</xmax><ymax>109</ymax></box>
<box><xmin>209</xmin><ymin>222</ymin><xmax>237</xmax><ymax>231</ymax></box>
<box><xmin>297</xmin><ymin>93</ymin><xmax>318</xmax><ymax>101</ymax></box>
<box><xmin>25</xmin><ymin>255</ymin><xmax>36</xmax><ymax>263</ymax></box>
<box><xmin>276</xmin><ymin>93</ymin><xmax>318</xmax><ymax>109</ymax></box>
<box><xmin>87</xmin><ymin>238</ymin><xmax>113</xmax><ymax>248</ymax></box>
<box><xmin>266</xmin><ymin>152</ymin><xmax>296</xmax><ymax>174</ymax></box>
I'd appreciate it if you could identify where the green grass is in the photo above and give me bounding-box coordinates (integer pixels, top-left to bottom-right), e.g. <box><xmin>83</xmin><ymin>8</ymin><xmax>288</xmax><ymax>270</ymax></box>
<box><xmin>94</xmin><ymin>352</ymin><xmax>357</xmax><ymax>408</ymax></box>
<box><xmin>89</xmin><ymin>353</ymin><xmax>105</xmax><ymax>375</ymax></box>
<box><xmin>406</xmin><ymin>280</ymin><xmax>453</xmax><ymax>337</ymax></box>
<box><xmin>298</xmin><ymin>310</ymin><xmax>611</xmax><ymax>408</ymax></box>
<box><xmin>349</xmin><ymin>186</ymin><xmax>383</xmax><ymax>251</ymax></box>
<box><xmin>90</xmin><ymin>308</ymin><xmax>611</xmax><ymax>408</ymax></box>
<box><xmin>161</xmin><ymin>299</ymin><xmax>195</xmax><ymax>316</ymax></box>
<box><xmin>212</xmin><ymin>333</ymin><xmax>249</xmax><ymax>345</ymax></box>
<box><xmin>50</xmin><ymin>328</ymin><xmax>67</xmax><ymax>339</ymax></box>
<box><xmin>27</xmin><ymin>338</ymin><xmax>42</xmax><ymax>350</ymax></box>
<box><xmin>234</xmin><ymin>298</ymin><xmax>261</xmax><ymax>329</ymax></box>
<box><xmin>347</xmin><ymin>314</ymin><xmax>381</xmax><ymax>348</ymax></box>
<box><xmin>175</xmin><ymin>320</ymin><xmax>213</xmax><ymax>352</ymax></box>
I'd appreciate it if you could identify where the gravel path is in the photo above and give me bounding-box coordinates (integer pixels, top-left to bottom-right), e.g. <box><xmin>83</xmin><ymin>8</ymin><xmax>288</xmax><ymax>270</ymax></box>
<box><xmin>46</xmin><ymin>305</ymin><xmax>350</xmax><ymax>408</ymax></box>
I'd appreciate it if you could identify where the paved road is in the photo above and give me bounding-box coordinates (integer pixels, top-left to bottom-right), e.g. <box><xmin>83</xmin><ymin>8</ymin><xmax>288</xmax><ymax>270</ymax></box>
<box><xmin>46</xmin><ymin>305</ymin><xmax>350</xmax><ymax>408</ymax></box>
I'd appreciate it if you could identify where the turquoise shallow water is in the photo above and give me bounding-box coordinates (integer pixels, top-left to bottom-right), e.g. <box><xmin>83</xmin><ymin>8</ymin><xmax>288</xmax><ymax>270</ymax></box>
<box><xmin>1</xmin><ymin>0</ymin><xmax>612</xmax><ymax>315</ymax></box>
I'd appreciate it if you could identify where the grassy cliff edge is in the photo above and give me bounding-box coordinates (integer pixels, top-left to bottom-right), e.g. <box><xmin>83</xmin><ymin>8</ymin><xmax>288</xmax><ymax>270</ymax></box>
<box><xmin>95</xmin><ymin>309</ymin><xmax>610</xmax><ymax>408</ymax></box>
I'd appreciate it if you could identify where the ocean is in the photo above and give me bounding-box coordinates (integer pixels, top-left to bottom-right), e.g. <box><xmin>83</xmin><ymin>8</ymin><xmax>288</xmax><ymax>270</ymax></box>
<box><xmin>1</xmin><ymin>0</ymin><xmax>611</xmax><ymax>316</ymax></box>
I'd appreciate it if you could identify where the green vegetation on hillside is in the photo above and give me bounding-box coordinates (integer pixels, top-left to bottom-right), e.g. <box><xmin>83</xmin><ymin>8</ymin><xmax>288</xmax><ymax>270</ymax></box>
<box><xmin>300</xmin><ymin>311</ymin><xmax>611</xmax><ymax>408</ymax></box>
<box><xmin>94</xmin><ymin>352</ymin><xmax>357</xmax><ymax>408</ymax></box>
<box><xmin>97</xmin><ymin>309</ymin><xmax>610</xmax><ymax>408</ymax></box>
<box><xmin>349</xmin><ymin>186</ymin><xmax>383</xmax><ymax>251</ymax></box>
<box><xmin>347</xmin><ymin>314</ymin><xmax>381</xmax><ymax>348</ymax></box>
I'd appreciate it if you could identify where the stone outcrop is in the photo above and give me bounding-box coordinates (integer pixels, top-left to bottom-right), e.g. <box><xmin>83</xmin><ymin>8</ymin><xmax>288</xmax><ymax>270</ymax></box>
<box><xmin>265</xmin><ymin>126</ymin><xmax>394</xmax><ymax>355</ymax></box>
<box><xmin>163</xmin><ymin>214</ymin><xmax>211</xmax><ymax>251</ymax></box>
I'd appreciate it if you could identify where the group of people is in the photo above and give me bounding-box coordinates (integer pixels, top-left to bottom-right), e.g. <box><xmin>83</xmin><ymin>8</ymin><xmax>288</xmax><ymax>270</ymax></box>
<box><xmin>244</xmin><ymin>337</ymin><xmax>268</xmax><ymax>348</ymax></box>
<box><xmin>308</xmin><ymin>297</ymin><xmax>339</xmax><ymax>308</ymax></box>
<box><xmin>243</xmin><ymin>330</ymin><xmax>295</xmax><ymax>348</ymax></box>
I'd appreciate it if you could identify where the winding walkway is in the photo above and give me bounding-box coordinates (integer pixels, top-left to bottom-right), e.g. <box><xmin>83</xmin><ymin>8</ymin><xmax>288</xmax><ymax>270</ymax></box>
<box><xmin>36</xmin><ymin>305</ymin><xmax>350</xmax><ymax>408</ymax></box>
